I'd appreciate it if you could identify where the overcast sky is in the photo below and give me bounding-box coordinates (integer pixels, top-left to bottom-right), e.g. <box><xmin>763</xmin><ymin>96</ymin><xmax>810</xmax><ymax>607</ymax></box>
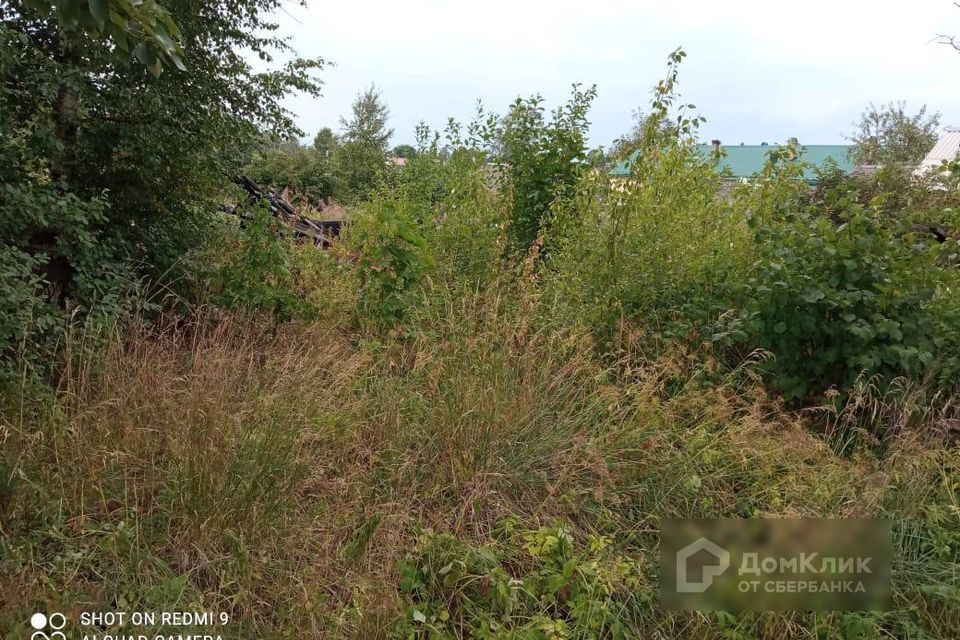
<box><xmin>272</xmin><ymin>0</ymin><xmax>960</xmax><ymax>149</ymax></box>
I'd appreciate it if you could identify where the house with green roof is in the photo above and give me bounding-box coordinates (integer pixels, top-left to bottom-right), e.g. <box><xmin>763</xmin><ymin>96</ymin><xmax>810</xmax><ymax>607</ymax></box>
<box><xmin>610</xmin><ymin>141</ymin><xmax>854</xmax><ymax>184</ymax></box>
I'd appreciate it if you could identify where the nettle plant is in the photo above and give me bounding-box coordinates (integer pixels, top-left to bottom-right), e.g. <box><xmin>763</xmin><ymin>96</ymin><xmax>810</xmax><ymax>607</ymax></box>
<box><xmin>349</xmin><ymin>192</ymin><xmax>434</xmax><ymax>327</ymax></box>
<box><xmin>211</xmin><ymin>203</ymin><xmax>312</xmax><ymax>321</ymax></box>
<box><xmin>734</xmin><ymin>161</ymin><xmax>960</xmax><ymax>402</ymax></box>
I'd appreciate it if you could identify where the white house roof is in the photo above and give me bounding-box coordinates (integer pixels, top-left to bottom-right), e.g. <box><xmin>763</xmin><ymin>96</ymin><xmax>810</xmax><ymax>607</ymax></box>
<box><xmin>915</xmin><ymin>127</ymin><xmax>960</xmax><ymax>176</ymax></box>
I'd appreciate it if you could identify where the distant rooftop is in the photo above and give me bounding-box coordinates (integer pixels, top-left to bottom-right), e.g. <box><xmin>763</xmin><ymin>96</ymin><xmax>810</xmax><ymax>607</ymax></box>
<box><xmin>915</xmin><ymin>128</ymin><xmax>960</xmax><ymax>176</ymax></box>
<box><xmin>610</xmin><ymin>143</ymin><xmax>854</xmax><ymax>182</ymax></box>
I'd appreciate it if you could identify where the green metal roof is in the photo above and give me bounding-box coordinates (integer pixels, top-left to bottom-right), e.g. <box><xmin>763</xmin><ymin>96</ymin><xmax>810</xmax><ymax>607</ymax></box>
<box><xmin>610</xmin><ymin>143</ymin><xmax>854</xmax><ymax>182</ymax></box>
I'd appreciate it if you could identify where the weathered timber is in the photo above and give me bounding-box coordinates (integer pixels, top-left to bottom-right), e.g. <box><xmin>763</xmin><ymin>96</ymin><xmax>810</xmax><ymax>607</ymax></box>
<box><xmin>228</xmin><ymin>174</ymin><xmax>344</xmax><ymax>247</ymax></box>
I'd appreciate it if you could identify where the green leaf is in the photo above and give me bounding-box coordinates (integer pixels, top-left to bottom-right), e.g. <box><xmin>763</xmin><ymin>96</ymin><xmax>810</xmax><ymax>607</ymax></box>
<box><xmin>133</xmin><ymin>42</ymin><xmax>152</xmax><ymax>65</ymax></box>
<box><xmin>109</xmin><ymin>7</ymin><xmax>127</xmax><ymax>26</ymax></box>
<box><xmin>89</xmin><ymin>0</ymin><xmax>108</xmax><ymax>24</ymax></box>
<box><xmin>153</xmin><ymin>24</ymin><xmax>174</xmax><ymax>49</ymax></box>
<box><xmin>78</xmin><ymin>7</ymin><xmax>99</xmax><ymax>31</ymax></box>
<box><xmin>59</xmin><ymin>0</ymin><xmax>82</xmax><ymax>28</ymax></box>
<box><xmin>111</xmin><ymin>25</ymin><xmax>129</xmax><ymax>53</ymax></box>
<box><xmin>800</xmin><ymin>289</ymin><xmax>825</xmax><ymax>303</ymax></box>
<box><xmin>169</xmin><ymin>51</ymin><xmax>187</xmax><ymax>72</ymax></box>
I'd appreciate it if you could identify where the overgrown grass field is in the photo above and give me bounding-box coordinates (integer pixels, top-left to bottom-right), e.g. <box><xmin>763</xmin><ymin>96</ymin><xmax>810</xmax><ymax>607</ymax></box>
<box><xmin>2</xmin><ymin>46</ymin><xmax>960</xmax><ymax>640</ymax></box>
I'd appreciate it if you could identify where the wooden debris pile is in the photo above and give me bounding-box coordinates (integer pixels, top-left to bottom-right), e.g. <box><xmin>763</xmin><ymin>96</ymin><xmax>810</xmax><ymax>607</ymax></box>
<box><xmin>224</xmin><ymin>174</ymin><xmax>344</xmax><ymax>247</ymax></box>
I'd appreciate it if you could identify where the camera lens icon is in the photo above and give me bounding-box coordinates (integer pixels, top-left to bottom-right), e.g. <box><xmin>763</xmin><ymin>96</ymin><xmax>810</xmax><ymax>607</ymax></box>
<box><xmin>30</xmin><ymin>612</ymin><xmax>66</xmax><ymax>639</ymax></box>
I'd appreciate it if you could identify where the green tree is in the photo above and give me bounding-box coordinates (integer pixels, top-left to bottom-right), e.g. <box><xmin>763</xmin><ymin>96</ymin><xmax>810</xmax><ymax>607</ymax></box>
<box><xmin>391</xmin><ymin>144</ymin><xmax>416</xmax><ymax>158</ymax></box>
<box><xmin>337</xmin><ymin>85</ymin><xmax>393</xmax><ymax>201</ymax></box>
<box><xmin>0</xmin><ymin>0</ymin><xmax>323</xmax><ymax>381</ymax></box>
<box><xmin>244</xmin><ymin>140</ymin><xmax>338</xmax><ymax>206</ymax></box>
<box><xmin>608</xmin><ymin>106</ymin><xmax>679</xmax><ymax>160</ymax></box>
<box><xmin>313</xmin><ymin>126</ymin><xmax>338</xmax><ymax>158</ymax></box>
<box><xmin>20</xmin><ymin>0</ymin><xmax>187</xmax><ymax>76</ymax></box>
<box><xmin>849</xmin><ymin>102</ymin><xmax>940</xmax><ymax>166</ymax></box>
<box><xmin>495</xmin><ymin>83</ymin><xmax>597</xmax><ymax>253</ymax></box>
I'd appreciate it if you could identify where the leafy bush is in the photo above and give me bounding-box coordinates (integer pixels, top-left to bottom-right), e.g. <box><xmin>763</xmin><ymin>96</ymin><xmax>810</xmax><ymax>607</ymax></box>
<box><xmin>733</xmin><ymin>175</ymin><xmax>960</xmax><ymax>401</ymax></box>
<box><xmin>399</xmin><ymin>128</ymin><xmax>510</xmax><ymax>292</ymax></box>
<box><xmin>0</xmin><ymin>0</ymin><xmax>322</xmax><ymax>381</ymax></box>
<box><xmin>349</xmin><ymin>193</ymin><xmax>434</xmax><ymax>327</ymax></box>
<box><xmin>0</xmin><ymin>131</ymin><xmax>150</xmax><ymax>385</ymax></box>
<box><xmin>243</xmin><ymin>140</ymin><xmax>339</xmax><ymax>207</ymax></box>
<box><xmin>546</xmin><ymin>50</ymin><xmax>751</xmax><ymax>345</ymax></box>
<box><xmin>0</xmin><ymin>247</ymin><xmax>61</xmax><ymax>388</ymax></box>
<box><xmin>209</xmin><ymin>205</ymin><xmax>314</xmax><ymax>321</ymax></box>
<box><xmin>495</xmin><ymin>84</ymin><xmax>597</xmax><ymax>254</ymax></box>
<box><xmin>810</xmin><ymin>162</ymin><xmax>931</xmax><ymax>220</ymax></box>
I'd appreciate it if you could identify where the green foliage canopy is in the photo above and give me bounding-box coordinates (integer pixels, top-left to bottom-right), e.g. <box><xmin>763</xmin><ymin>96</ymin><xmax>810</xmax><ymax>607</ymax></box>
<box><xmin>244</xmin><ymin>138</ymin><xmax>338</xmax><ymax>206</ymax></box>
<box><xmin>313</xmin><ymin>126</ymin><xmax>339</xmax><ymax>158</ymax></box>
<box><xmin>338</xmin><ymin>85</ymin><xmax>393</xmax><ymax>201</ymax></box>
<box><xmin>391</xmin><ymin>143</ymin><xmax>416</xmax><ymax>158</ymax></box>
<box><xmin>0</xmin><ymin>0</ymin><xmax>323</xmax><ymax>381</ymax></box>
<box><xmin>495</xmin><ymin>84</ymin><xmax>597</xmax><ymax>253</ymax></box>
<box><xmin>22</xmin><ymin>0</ymin><xmax>187</xmax><ymax>76</ymax></box>
<box><xmin>849</xmin><ymin>102</ymin><xmax>940</xmax><ymax>167</ymax></box>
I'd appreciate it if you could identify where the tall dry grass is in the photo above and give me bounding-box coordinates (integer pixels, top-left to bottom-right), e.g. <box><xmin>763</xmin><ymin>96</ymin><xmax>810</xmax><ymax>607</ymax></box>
<box><xmin>1</xmin><ymin>290</ymin><xmax>957</xmax><ymax>638</ymax></box>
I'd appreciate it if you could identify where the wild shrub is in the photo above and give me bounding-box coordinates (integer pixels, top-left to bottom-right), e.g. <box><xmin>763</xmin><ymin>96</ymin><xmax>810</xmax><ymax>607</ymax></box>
<box><xmin>0</xmin><ymin>148</ymin><xmax>159</xmax><ymax>387</ymax></box>
<box><xmin>394</xmin><ymin>525</ymin><xmax>646</xmax><ymax>639</ymax></box>
<box><xmin>386</xmin><ymin>123</ymin><xmax>454</xmax><ymax>219</ymax></box>
<box><xmin>349</xmin><ymin>193</ymin><xmax>434</xmax><ymax>327</ymax></box>
<box><xmin>0</xmin><ymin>114</ymin><xmax>147</xmax><ymax>385</ymax></box>
<box><xmin>809</xmin><ymin>161</ymin><xmax>948</xmax><ymax>220</ymax></box>
<box><xmin>347</xmin><ymin>123</ymin><xmax>510</xmax><ymax>330</ymax></box>
<box><xmin>408</xmin><ymin>136</ymin><xmax>509</xmax><ymax>291</ymax></box>
<box><xmin>209</xmin><ymin>204</ymin><xmax>314</xmax><ymax>321</ymax></box>
<box><xmin>0</xmin><ymin>247</ymin><xmax>62</xmax><ymax>388</ymax></box>
<box><xmin>732</xmin><ymin>168</ymin><xmax>960</xmax><ymax>401</ymax></box>
<box><xmin>546</xmin><ymin>50</ymin><xmax>751</xmax><ymax>345</ymax></box>
<box><xmin>243</xmin><ymin>140</ymin><xmax>339</xmax><ymax>207</ymax></box>
<box><xmin>495</xmin><ymin>84</ymin><xmax>597</xmax><ymax>254</ymax></box>
<box><xmin>0</xmin><ymin>0</ymin><xmax>323</xmax><ymax>385</ymax></box>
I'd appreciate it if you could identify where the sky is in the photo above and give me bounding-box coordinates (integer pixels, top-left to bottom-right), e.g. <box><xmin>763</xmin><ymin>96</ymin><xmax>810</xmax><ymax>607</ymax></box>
<box><xmin>271</xmin><ymin>0</ymin><xmax>960</xmax><ymax>149</ymax></box>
